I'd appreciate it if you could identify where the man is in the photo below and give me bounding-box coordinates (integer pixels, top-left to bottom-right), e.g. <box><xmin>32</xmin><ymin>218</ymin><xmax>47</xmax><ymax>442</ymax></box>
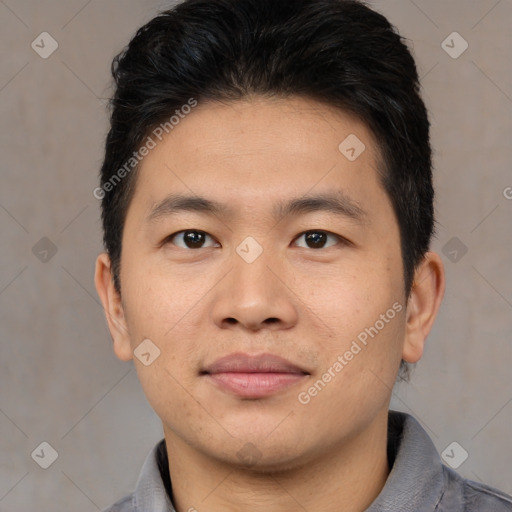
<box><xmin>94</xmin><ymin>0</ymin><xmax>512</xmax><ymax>510</ymax></box>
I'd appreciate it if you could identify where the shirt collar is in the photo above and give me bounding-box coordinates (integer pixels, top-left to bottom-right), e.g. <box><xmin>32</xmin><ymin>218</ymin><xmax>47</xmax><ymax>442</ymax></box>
<box><xmin>366</xmin><ymin>411</ymin><xmax>445</xmax><ymax>512</ymax></box>
<box><xmin>133</xmin><ymin>411</ymin><xmax>445</xmax><ymax>512</ymax></box>
<box><xmin>132</xmin><ymin>438</ymin><xmax>176</xmax><ymax>512</ymax></box>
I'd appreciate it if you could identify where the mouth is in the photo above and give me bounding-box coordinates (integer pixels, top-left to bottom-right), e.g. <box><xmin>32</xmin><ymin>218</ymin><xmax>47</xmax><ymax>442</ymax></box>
<box><xmin>201</xmin><ymin>353</ymin><xmax>310</xmax><ymax>399</ymax></box>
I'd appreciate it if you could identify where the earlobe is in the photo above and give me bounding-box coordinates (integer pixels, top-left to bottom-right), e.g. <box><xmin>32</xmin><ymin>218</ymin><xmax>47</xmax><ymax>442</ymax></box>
<box><xmin>94</xmin><ymin>253</ymin><xmax>133</xmax><ymax>362</ymax></box>
<box><xmin>402</xmin><ymin>252</ymin><xmax>445</xmax><ymax>363</ymax></box>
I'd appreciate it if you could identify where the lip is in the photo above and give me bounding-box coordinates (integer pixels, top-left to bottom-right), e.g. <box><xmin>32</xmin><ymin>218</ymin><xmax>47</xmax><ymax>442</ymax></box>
<box><xmin>202</xmin><ymin>353</ymin><xmax>310</xmax><ymax>398</ymax></box>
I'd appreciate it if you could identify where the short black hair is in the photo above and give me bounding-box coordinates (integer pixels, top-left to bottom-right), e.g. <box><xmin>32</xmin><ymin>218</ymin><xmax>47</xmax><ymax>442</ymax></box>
<box><xmin>99</xmin><ymin>0</ymin><xmax>435</xmax><ymax>380</ymax></box>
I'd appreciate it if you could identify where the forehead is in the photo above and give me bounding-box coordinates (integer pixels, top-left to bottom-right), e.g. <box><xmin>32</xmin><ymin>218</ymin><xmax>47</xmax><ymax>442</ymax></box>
<box><xmin>130</xmin><ymin>96</ymin><xmax>387</xmax><ymax>220</ymax></box>
<box><xmin>150</xmin><ymin>96</ymin><xmax>378</xmax><ymax>160</ymax></box>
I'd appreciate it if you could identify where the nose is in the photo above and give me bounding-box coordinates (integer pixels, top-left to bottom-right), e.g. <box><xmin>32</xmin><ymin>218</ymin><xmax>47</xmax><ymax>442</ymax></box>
<box><xmin>210</xmin><ymin>246</ymin><xmax>298</xmax><ymax>332</ymax></box>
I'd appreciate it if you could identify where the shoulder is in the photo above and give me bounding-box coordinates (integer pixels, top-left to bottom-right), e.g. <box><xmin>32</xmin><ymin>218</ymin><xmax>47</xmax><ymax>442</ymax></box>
<box><xmin>461</xmin><ymin>478</ymin><xmax>512</xmax><ymax>511</ymax></box>
<box><xmin>101</xmin><ymin>494</ymin><xmax>134</xmax><ymax>512</ymax></box>
<box><xmin>442</xmin><ymin>465</ymin><xmax>512</xmax><ymax>511</ymax></box>
<box><xmin>100</xmin><ymin>438</ymin><xmax>173</xmax><ymax>512</ymax></box>
<box><xmin>382</xmin><ymin>412</ymin><xmax>512</xmax><ymax>512</ymax></box>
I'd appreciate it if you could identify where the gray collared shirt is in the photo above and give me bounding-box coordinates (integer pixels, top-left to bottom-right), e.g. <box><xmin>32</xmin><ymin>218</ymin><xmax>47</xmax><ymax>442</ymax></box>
<box><xmin>102</xmin><ymin>411</ymin><xmax>512</xmax><ymax>511</ymax></box>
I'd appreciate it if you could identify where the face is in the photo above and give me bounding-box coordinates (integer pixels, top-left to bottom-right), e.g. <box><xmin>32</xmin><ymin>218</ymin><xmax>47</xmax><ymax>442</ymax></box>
<box><xmin>97</xmin><ymin>96</ymin><xmax>439</xmax><ymax>470</ymax></box>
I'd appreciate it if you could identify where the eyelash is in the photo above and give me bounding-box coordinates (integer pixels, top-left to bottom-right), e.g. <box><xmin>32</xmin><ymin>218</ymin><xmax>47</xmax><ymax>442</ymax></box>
<box><xmin>162</xmin><ymin>230</ymin><xmax>349</xmax><ymax>250</ymax></box>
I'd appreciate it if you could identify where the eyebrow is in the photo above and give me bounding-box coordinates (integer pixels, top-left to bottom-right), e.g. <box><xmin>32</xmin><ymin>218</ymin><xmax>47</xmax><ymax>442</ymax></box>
<box><xmin>146</xmin><ymin>191</ymin><xmax>367</xmax><ymax>224</ymax></box>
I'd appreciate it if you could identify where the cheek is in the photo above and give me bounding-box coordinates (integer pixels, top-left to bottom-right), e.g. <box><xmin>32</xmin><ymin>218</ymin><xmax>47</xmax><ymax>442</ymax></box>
<box><xmin>120</xmin><ymin>258</ymin><xmax>212</xmax><ymax>376</ymax></box>
<box><xmin>121</xmin><ymin>257</ymin><xmax>199</xmax><ymax>339</ymax></box>
<box><xmin>120</xmin><ymin>266</ymin><xmax>208</xmax><ymax>426</ymax></box>
<box><xmin>297</xmin><ymin>258</ymin><xmax>406</xmax><ymax>415</ymax></box>
<box><xmin>298</xmin><ymin>258</ymin><xmax>402</xmax><ymax>346</ymax></box>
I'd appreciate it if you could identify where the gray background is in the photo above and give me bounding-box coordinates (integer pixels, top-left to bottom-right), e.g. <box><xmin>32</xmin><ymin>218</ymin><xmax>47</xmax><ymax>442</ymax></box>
<box><xmin>0</xmin><ymin>0</ymin><xmax>511</xmax><ymax>510</ymax></box>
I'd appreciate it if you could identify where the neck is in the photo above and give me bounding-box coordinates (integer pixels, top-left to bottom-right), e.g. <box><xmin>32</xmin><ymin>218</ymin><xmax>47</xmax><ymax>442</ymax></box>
<box><xmin>164</xmin><ymin>408</ymin><xmax>391</xmax><ymax>512</ymax></box>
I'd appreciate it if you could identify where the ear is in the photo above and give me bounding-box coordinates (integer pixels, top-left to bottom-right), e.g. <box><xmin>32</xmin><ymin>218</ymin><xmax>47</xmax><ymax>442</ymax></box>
<box><xmin>94</xmin><ymin>252</ymin><xmax>133</xmax><ymax>361</ymax></box>
<box><xmin>402</xmin><ymin>251</ymin><xmax>445</xmax><ymax>363</ymax></box>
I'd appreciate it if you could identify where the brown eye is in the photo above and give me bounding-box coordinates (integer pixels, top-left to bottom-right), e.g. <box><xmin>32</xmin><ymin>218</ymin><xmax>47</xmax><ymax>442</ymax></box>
<box><xmin>294</xmin><ymin>230</ymin><xmax>341</xmax><ymax>249</ymax></box>
<box><xmin>166</xmin><ymin>230</ymin><xmax>219</xmax><ymax>249</ymax></box>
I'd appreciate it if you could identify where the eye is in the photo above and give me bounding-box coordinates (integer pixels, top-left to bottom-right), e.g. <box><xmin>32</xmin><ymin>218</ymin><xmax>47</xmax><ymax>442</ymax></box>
<box><xmin>164</xmin><ymin>230</ymin><xmax>219</xmax><ymax>249</ymax></box>
<box><xmin>293</xmin><ymin>230</ymin><xmax>344</xmax><ymax>249</ymax></box>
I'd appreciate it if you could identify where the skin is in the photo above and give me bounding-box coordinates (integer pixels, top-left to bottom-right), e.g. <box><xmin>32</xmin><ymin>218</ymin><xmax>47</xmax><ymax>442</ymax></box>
<box><xmin>95</xmin><ymin>95</ymin><xmax>445</xmax><ymax>512</ymax></box>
